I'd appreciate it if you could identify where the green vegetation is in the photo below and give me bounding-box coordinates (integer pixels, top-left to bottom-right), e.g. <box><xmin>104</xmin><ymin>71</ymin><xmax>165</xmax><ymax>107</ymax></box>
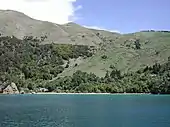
<box><xmin>1</xmin><ymin>10</ymin><xmax>170</xmax><ymax>94</ymax></box>
<box><xmin>0</xmin><ymin>34</ymin><xmax>170</xmax><ymax>94</ymax></box>
<box><xmin>62</xmin><ymin>31</ymin><xmax>170</xmax><ymax>77</ymax></box>
<box><xmin>0</xmin><ymin>36</ymin><xmax>94</xmax><ymax>91</ymax></box>
<box><xmin>45</xmin><ymin>59</ymin><xmax>170</xmax><ymax>94</ymax></box>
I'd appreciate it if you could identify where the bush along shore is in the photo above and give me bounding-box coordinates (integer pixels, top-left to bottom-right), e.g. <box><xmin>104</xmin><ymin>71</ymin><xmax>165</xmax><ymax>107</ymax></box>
<box><xmin>39</xmin><ymin>58</ymin><xmax>170</xmax><ymax>94</ymax></box>
<box><xmin>0</xmin><ymin>36</ymin><xmax>170</xmax><ymax>94</ymax></box>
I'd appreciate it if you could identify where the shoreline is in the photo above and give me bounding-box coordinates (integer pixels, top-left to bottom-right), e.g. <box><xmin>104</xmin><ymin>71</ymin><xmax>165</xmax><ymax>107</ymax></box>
<box><xmin>2</xmin><ymin>92</ymin><xmax>167</xmax><ymax>95</ymax></box>
<box><xmin>35</xmin><ymin>92</ymin><xmax>151</xmax><ymax>95</ymax></box>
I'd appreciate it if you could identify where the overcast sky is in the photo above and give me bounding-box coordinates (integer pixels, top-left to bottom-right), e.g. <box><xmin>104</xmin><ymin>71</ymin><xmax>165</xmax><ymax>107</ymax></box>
<box><xmin>0</xmin><ymin>0</ymin><xmax>170</xmax><ymax>33</ymax></box>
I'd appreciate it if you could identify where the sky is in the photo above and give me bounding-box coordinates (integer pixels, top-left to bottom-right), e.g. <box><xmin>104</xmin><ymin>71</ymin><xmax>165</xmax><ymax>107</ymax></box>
<box><xmin>0</xmin><ymin>0</ymin><xmax>170</xmax><ymax>33</ymax></box>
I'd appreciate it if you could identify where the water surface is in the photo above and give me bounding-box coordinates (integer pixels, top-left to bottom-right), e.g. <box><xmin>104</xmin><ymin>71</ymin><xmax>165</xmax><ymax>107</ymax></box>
<box><xmin>0</xmin><ymin>94</ymin><xmax>170</xmax><ymax>127</ymax></box>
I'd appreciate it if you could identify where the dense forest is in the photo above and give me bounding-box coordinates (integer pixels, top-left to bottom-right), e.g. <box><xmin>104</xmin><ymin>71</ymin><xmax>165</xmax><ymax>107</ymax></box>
<box><xmin>0</xmin><ymin>35</ymin><xmax>170</xmax><ymax>94</ymax></box>
<box><xmin>0</xmin><ymin>35</ymin><xmax>94</xmax><ymax>91</ymax></box>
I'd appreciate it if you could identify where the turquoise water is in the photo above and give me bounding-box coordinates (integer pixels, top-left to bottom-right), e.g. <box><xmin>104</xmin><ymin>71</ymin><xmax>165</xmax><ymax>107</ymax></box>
<box><xmin>0</xmin><ymin>94</ymin><xmax>170</xmax><ymax>127</ymax></box>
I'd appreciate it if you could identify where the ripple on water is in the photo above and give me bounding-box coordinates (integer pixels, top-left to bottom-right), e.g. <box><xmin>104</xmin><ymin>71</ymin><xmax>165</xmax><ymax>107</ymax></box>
<box><xmin>0</xmin><ymin>95</ymin><xmax>170</xmax><ymax>127</ymax></box>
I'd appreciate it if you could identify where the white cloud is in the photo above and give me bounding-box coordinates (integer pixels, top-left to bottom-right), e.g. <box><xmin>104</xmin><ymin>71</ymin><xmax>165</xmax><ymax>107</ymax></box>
<box><xmin>0</xmin><ymin>0</ymin><xmax>81</xmax><ymax>24</ymax></box>
<box><xmin>84</xmin><ymin>25</ymin><xmax>121</xmax><ymax>33</ymax></box>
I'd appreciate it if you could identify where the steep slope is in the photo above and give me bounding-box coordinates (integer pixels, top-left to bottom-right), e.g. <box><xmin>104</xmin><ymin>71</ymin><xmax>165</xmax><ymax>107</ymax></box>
<box><xmin>0</xmin><ymin>10</ymin><xmax>170</xmax><ymax>78</ymax></box>
<box><xmin>0</xmin><ymin>35</ymin><xmax>170</xmax><ymax>94</ymax></box>
<box><xmin>0</xmin><ymin>36</ymin><xmax>95</xmax><ymax>89</ymax></box>
<box><xmin>0</xmin><ymin>10</ymin><xmax>68</xmax><ymax>43</ymax></box>
<box><xmin>59</xmin><ymin>23</ymin><xmax>105</xmax><ymax>46</ymax></box>
<box><xmin>60</xmin><ymin>31</ymin><xmax>170</xmax><ymax>77</ymax></box>
<box><xmin>0</xmin><ymin>10</ymin><xmax>120</xmax><ymax>46</ymax></box>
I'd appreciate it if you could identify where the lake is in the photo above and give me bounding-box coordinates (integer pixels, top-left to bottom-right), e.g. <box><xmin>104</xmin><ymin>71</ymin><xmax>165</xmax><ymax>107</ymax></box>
<box><xmin>0</xmin><ymin>94</ymin><xmax>170</xmax><ymax>127</ymax></box>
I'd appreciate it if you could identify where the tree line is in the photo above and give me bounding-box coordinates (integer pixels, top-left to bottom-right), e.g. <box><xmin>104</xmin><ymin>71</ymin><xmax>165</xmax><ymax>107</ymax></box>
<box><xmin>44</xmin><ymin>58</ymin><xmax>170</xmax><ymax>94</ymax></box>
<box><xmin>0</xmin><ymin>35</ymin><xmax>170</xmax><ymax>94</ymax></box>
<box><xmin>0</xmin><ymin>35</ymin><xmax>94</xmax><ymax>90</ymax></box>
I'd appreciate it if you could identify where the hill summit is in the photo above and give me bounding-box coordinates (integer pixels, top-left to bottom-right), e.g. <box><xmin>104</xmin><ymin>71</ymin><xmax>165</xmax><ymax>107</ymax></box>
<box><xmin>0</xmin><ymin>10</ymin><xmax>170</xmax><ymax>94</ymax></box>
<box><xmin>0</xmin><ymin>9</ymin><xmax>119</xmax><ymax>46</ymax></box>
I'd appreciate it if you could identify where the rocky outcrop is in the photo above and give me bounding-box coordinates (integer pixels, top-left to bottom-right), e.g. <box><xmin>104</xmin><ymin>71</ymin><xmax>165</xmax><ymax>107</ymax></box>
<box><xmin>2</xmin><ymin>82</ymin><xmax>19</xmax><ymax>94</ymax></box>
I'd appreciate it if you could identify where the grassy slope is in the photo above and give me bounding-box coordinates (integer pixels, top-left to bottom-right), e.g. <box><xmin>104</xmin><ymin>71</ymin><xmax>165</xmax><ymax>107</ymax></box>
<box><xmin>0</xmin><ymin>10</ymin><xmax>111</xmax><ymax>46</ymax></box>
<box><xmin>60</xmin><ymin>31</ymin><xmax>170</xmax><ymax>77</ymax></box>
<box><xmin>0</xmin><ymin>10</ymin><xmax>170</xmax><ymax>78</ymax></box>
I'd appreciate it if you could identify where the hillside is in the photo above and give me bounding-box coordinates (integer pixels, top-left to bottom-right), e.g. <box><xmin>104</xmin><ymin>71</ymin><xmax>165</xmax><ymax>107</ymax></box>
<box><xmin>0</xmin><ymin>35</ymin><xmax>96</xmax><ymax>92</ymax></box>
<box><xmin>0</xmin><ymin>10</ymin><xmax>170</xmax><ymax>94</ymax></box>
<box><xmin>61</xmin><ymin>31</ymin><xmax>170</xmax><ymax>77</ymax></box>
<box><xmin>0</xmin><ymin>10</ymin><xmax>120</xmax><ymax>46</ymax></box>
<box><xmin>0</xmin><ymin>35</ymin><xmax>170</xmax><ymax>94</ymax></box>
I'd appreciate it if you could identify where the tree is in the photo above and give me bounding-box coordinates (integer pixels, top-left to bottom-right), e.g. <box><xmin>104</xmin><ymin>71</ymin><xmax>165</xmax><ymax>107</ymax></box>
<box><xmin>134</xmin><ymin>39</ymin><xmax>141</xmax><ymax>49</ymax></box>
<box><xmin>101</xmin><ymin>55</ymin><xmax>107</xmax><ymax>59</ymax></box>
<box><xmin>65</xmin><ymin>61</ymin><xmax>69</xmax><ymax>68</ymax></box>
<box><xmin>152</xmin><ymin>63</ymin><xmax>161</xmax><ymax>74</ymax></box>
<box><xmin>168</xmin><ymin>56</ymin><xmax>170</xmax><ymax>62</ymax></box>
<box><xmin>110</xmin><ymin>69</ymin><xmax>121</xmax><ymax>80</ymax></box>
